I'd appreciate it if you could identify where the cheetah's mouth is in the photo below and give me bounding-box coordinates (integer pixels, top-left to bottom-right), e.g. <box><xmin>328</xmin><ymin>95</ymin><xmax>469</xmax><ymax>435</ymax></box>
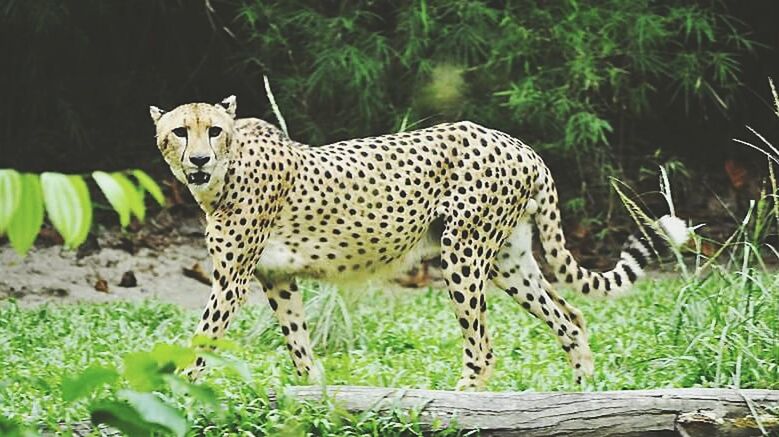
<box><xmin>187</xmin><ymin>171</ymin><xmax>211</xmax><ymax>185</ymax></box>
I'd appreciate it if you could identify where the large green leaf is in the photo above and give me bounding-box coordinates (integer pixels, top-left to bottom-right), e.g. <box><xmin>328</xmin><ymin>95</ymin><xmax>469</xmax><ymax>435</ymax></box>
<box><xmin>150</xmin><ymin>343</ymin><xmax>196</xmax><ymax>370</ymax></box>
<box><xmin>0</xmin><ymin>169</ymin><xmax>22</xmax><ymax>234</ymax></box>
<box><xmin>91</xmin><ymin>399</ymin><xmax>168</xmax><ymax>436</ymax></box>
<box><xmin>202</xmin><ymin>352</ymin><xmax>253</xmax><ymax>383</ymax></box>
<box><xmin>92</xmin><ymin>171</ymin><xmax>130</xmax><ymax>227</ymax></box>
<box><xmin>7</xmin><ymin>174</ymin><xmax>44</xmax><ymax>256</ymax></box>
<box><xmin>191</xmin><ymin>335</ymin><xmax>240</xmax><ymax>352</ymax></box>
<box><xmin>119</xmin><ymin>390</ymin><xmax>187</xmax><ymax>437</ymax></box>
<box><xmin>132</xmin><ymin>169</ymin><xmax>165</xmax><ymax>206</ymax></box>
<box><xmin>69</xmin><ymin>175</ymin><xmax>93</xmax><ymax>246</ymax></box>
<box><xmin>62</xmin><ymin>365</ymin><xmax>119</xmax><ymax>402</ymax></box>
<box><xmin>112</xmin><ymin>172</ymin><xmax>145</xmax><ymax>221</ymax></box>
<box><xmin>164</xmin><ymin>375</ymin><xmax>221</xmax><ymax>412</ymax></box>
<box><xmin>40</xmin><ymin>172</ymin><xmax>89</xmax><ymax>248</ymax></box>
<box><xmin>0</xmin><ymin>415</ymin><xmax>37</xmax><ymax>437</ymax></box>
<box><xmin>122</xmin><ymin>352</ymin><xmax>165</xmax><ymax>392</ymax></box>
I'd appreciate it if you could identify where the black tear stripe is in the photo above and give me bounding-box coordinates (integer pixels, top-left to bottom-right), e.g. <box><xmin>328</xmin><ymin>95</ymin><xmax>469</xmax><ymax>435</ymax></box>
<box><xmin>179</xmin><ymin>136</ymin><xmax>188</xmax><ymax>164</ymax></box>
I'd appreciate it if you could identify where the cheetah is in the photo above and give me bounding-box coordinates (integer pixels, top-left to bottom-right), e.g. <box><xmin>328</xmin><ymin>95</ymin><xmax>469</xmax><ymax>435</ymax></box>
<box><xmin>149</xmin><ymin>96</ymin><xmax>689</xmax><ymax>390</ymax></box>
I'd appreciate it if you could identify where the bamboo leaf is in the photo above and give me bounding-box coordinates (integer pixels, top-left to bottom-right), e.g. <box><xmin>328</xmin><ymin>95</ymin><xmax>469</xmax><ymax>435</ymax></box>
<box><xmin>7</xmin><ymin>174</ymin><xmax>44</xmax><ymax>256</ymax></box>
<box><xmin>132</xmin><ymin>169</ymin><xmax>165</xmax><ymax>206</ymax></box>
<box><xmin>0</xmin><ymin>169</ymin><xmax>22</xmax><ymax>234</ymax></box>
<box><xmin>41</xmin><ymin>172</ymin><xmax>86</xmax><ymax>248</ymax></box>
<box><xmin>92</xmin><ymin>171</ymin><xmax>130</xmax><ymax>227</ymax></box>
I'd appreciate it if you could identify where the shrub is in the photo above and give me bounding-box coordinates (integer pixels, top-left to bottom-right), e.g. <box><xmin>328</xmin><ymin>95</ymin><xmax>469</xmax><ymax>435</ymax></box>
<box><xmin>235</xmin><ymin>0</ymin><xmax>753</xmax><ymax>182</ymax></box>
<box><xmin>0</xmin><ymin>169</ymin><xmax>164</xmax><ymax>255</ymax></box>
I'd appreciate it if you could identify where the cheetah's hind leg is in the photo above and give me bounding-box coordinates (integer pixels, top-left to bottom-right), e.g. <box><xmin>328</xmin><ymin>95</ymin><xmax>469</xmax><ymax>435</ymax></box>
<box><xmin>256</xmin><ymin>274</ymin><xmax>323</xmax><ymax>384</ymax></box>
<box><xmin>492</xmin><ymin>221</ymin><xmax>594</xmax><ymax>384</ymax></box>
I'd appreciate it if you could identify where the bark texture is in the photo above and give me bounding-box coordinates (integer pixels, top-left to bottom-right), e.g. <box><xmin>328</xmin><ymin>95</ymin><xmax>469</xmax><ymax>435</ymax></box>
<box><xmin>272</xmin><ymin>386</ymin><xmax>779</xmax><ymax>436</ymax></box>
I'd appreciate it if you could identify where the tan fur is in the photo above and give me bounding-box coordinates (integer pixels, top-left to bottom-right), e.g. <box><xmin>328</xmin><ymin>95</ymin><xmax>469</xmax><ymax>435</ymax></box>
<box><xmin>150</xmin><ymin>96</ymin><xmax>675</xmax><ymax>390</ymax></box>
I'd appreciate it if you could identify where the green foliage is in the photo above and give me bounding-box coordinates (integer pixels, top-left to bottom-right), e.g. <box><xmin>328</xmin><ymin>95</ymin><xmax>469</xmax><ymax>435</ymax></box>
<box><xmin>0</xmin><ymin>416</ymin><xmax>36</xmax><ymax>437</ymax></box>
<box><xmin>703</xmin><ymin>79</ymin><xmax>779</xmax><ymax>272</ymax></box>
<box><xmin>132</xmin><ymin>170</ymin><xmax>166</xmax><ymax>207</ymax></box>
<box><xmin>92</xmin><ymin>171</ymin><xmax>133</xmax><ymax>227</ymax></box>
<box><xmin>90</xmin><ymin>399</ymin><xmax>175</xmax><ymax>436</ymax></box>
<box><xmin>6</xmin><ymin>174</ymin><xmax>44</xmax><ymax>255</ymax></box>
<box><xmin>0</xmin><ymin>169</ymin><xmax>22</xmax><ymax>234</ymax></box>
<box><xmin>0</xmin><ymin>169</ymin><xmax>164</xmax><ymax>256</ymax></box>
<box><xmin>237</xmin><ymin>0</ymin><xmax>752</xmax><ymax>176</ymax></box>
<box><xmin>58</xmin><ymin>343</ymin><xmax>221</xmax><ymax>436</ymax></box>
<box><xmin>39</xmin><ymin>172</ymin><xmax>90</xmax><ymax>249</ymax></box>
<box><xmin>61</xmin><ymin>366</ymin><xmax>119</xmax><ymax>402</ymax></box>
<box><xmin>104</xmin><ymin>391</ymin><xmax>187</xmax><ymax>437</ymax></box>
<box><xmin>0</xmin><ymin>267</ymin><xmax>777</xmax><ymax>434</ymax></box>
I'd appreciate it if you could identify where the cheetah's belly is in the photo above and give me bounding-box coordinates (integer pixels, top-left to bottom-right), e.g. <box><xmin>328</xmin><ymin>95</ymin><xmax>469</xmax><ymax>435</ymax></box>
<box><xmin>254</xmin><ymin>218</ymin><xmax>443</xmax><ymax>285</ymax></box>
<box><xmin>256</xmin><ymin>236</ymin><xmax>307</xmax><ymax>276</ymax></box>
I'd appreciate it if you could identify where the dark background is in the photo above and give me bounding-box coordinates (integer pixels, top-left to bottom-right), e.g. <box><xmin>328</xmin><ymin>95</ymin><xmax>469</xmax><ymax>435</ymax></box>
<box><xmin>1</xmin><ymin>0</ymin><xmax>777</xmax><ymax>226</ymax></box>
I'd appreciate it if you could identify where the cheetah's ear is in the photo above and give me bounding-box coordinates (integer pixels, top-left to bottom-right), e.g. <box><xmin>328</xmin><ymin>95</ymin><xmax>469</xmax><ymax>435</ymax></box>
<box><xmin>149</xmin><ymin>106</ymin><xmax>165</xmax><ymax>124</ymax></box>
<box><xmin>218</xmin><ymin>95</ymin><xmax>237</xmax><ymax>119</ymax></box>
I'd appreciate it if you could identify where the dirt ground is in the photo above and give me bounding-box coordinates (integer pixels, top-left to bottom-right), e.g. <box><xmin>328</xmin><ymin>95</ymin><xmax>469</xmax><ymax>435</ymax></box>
<box><xmin>0</xmin><ymin>209</ymin><xmax>266</xmax><ymax>309</ymax></box>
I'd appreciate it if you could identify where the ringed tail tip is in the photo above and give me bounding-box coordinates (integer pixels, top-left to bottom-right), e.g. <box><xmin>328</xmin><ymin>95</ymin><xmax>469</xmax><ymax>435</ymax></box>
<box><xmin>657</xmin><ymin>215</ymin><xmax>690</xmax><ymax>248</ymax></box>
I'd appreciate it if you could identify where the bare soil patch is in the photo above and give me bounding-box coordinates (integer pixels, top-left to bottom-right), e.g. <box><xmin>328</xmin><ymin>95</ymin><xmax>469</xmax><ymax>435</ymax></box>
<box><xmin>0</xmin><ymin>208</ymin><xmax>267</xmax><ymax>309</ymax></box>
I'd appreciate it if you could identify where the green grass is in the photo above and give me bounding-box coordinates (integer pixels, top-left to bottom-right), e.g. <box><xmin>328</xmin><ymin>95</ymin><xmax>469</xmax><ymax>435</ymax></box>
<box><xmin>1</xmin><ymin>272</ymin><xmax>777</xmax><ymax>434</ymax></box>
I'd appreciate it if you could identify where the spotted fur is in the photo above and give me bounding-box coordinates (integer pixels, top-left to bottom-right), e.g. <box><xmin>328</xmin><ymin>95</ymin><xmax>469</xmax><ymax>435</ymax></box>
<box><xmin>150</xmin><ymin>96</ymin><xmax>687</xmax><ymax>390</ymax></box>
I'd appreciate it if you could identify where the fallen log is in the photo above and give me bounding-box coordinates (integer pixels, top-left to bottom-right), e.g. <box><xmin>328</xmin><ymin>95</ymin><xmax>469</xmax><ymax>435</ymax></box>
<box><xmin>271</xmin><ymin>386</ymin><xmax>779</xmax><ymax>436</ymax></box>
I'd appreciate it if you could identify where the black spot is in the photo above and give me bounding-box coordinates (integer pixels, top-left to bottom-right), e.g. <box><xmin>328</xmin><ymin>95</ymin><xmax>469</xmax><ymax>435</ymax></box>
<box><xmin>451</xmin><ymin>273</ymin><xmax>462</xmax><ymax>284</ymax></box>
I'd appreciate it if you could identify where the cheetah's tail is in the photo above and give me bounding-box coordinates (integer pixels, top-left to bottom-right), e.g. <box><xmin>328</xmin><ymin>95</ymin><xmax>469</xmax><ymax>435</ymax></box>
<box><xmin>532</xmin><ymin>166</ymin><xmax>690</xmax><ymax>298</ymax></box>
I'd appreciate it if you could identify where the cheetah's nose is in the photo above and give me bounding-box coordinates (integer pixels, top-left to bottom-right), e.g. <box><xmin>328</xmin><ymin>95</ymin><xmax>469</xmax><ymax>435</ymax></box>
<box><xmin>189</xmin><ymin>155</ymin><xmax>211</xmax><ymax>167</ymax></box>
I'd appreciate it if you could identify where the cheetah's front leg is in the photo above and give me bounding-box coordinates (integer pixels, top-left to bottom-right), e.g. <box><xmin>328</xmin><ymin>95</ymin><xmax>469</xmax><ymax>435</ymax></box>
<box><xmin>185</xmin><ymin>217</ymin><xmax>268</xmax><ymax>379</ymax></box>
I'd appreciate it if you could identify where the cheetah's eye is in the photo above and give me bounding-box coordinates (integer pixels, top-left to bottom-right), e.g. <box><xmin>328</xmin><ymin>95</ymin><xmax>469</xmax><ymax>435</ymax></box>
<box><xmin>172</xmin><ymin>127</ymin><xmax>187</xmax><ymax>138</ymax></box>
<box><xmin>208</xmin><ymin>126</ymin><xmax>222</xmax><ymax>138</ymax></box>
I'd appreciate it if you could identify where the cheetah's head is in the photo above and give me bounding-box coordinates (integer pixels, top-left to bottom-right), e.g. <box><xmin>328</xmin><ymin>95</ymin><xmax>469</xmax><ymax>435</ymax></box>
<box><xmin>149</xmin><ymin>96</ymin><xmax>237</xmax><ymax>190</ymax></box>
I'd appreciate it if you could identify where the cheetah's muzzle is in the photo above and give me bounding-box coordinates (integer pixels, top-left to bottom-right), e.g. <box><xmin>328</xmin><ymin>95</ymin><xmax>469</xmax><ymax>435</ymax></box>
<box><xmin>187</xmin><ymin>171</ymin><xmax>210</xmax><ymax>185</ymax></box>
